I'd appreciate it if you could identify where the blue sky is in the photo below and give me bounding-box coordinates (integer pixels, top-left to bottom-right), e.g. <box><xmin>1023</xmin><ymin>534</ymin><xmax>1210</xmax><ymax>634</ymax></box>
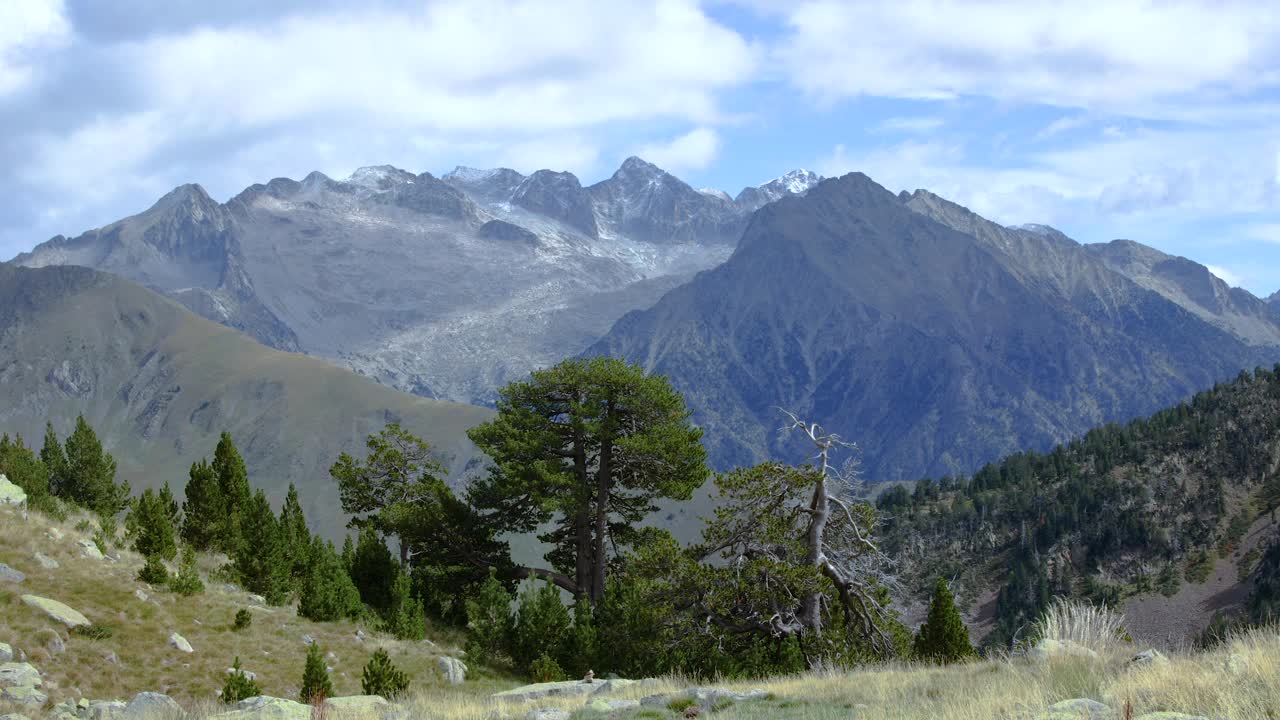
<box><xmin>2</xmin><ymin>0</ymin><xmax>1280</xmax><ymax>293</ymax></box>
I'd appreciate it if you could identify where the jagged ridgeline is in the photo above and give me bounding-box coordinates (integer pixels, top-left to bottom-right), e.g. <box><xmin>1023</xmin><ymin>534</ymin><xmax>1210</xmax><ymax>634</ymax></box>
<box><xmin>879</xmin><ymin>365</ymin><xmax>1280</xmax><ymax>646</ymax></box>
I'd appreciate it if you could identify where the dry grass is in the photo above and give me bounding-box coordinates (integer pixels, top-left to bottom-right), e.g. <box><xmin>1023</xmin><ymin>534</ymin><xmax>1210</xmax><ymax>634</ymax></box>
<box><xmin>1034</xmin><ymin>599</ymin><xmax>1128</xmax><ymax>658</ymax></box>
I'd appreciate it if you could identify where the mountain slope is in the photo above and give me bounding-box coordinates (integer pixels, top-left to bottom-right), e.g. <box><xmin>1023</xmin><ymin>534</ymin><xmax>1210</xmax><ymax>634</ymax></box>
<box><xmin>13</xmin><ymin>159</ymin><xmax>816</xmax><ymax>406</ymax></box>
<box><xmin>0</xmin><ymin>264</ymin><xmax>491</xmax><ymax>534</ymax></box>
<box><xmin>590</xmin><ymin>173</ymin><xmax>1280</xmax><ymax>479</ymax></box>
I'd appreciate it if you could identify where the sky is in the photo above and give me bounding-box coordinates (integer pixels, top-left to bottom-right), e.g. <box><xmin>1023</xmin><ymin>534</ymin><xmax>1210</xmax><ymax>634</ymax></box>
<box><xmin>2</xmin><ymin>0</ymin><xmax>1280</xmax><ymax>293</ymax></box>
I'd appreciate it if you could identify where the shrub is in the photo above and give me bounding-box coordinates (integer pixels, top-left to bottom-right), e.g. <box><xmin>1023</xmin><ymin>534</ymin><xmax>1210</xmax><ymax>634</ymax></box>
<box><xmin>511</xmin><ymin>580</ymin><xmax>570</xmax><ymax>671</ymax></box>
<box><xmin>1185</xmin><ymin>550</ymin><xmax>1215</xmax><ymax>584</ymax></box>
<box><xmin>233</xmin><ymin>608</ymin><xmax>253</xmax><ymax>631</ymax></box>
<box><xmin>385</xmin><ymin>571</ymin><xmax>427</xmax><ymax>641</ymax></box>
<box><xmin>299</xmin><ymin>643</ymin><xmax>333</xmax><ymax>705</ymax></box>
<box><xmin>361</xmin><ymin>648</ymin><xmax>409</xmax><ymax>699</ymax></box>
<box><xmin>1157</xmin><ymin>563</ymin><xmax>1182</xmax><ymax>597</ymax></box>
<box><xmin>169</xmin><ymin>546</ymin><xmax>205</xmax><ymax>596</ymax></box>
<box><xmin>912</xmin><ymin>578</ymin><xmax>976</xmax><ymax>664</ymax></box>
<box><xmin>71</xmin><ymin>624</ymin><xmax>114</xmax><ymax>640</ymax></box>
<box><xmin>529</xmin><ymin>652</ymin><xmax>566</xmax><ymax>683</ymax></box>
<box><xmin>221</xmin><ymin>657</ymin><xmax>261</xmax><ymax>704</ymax></box>
<box><xmin>137</xmin><ymin>555</ymin><xmax>169</xmax><ymax>585</ymax></box>
<box><xmin>465</xmin><ymin>568</ymin><xmax>514</xmax><ymax>664</ymax></box>
<box><xmin>298</xmin><ymin>537</ymin><xmax>363</xmax><ymax>622</ymax></box>
<box><xmin>1033</xmin><ymin>599</ymin><xmax>1126</xmax><ymax>657</ymax></box>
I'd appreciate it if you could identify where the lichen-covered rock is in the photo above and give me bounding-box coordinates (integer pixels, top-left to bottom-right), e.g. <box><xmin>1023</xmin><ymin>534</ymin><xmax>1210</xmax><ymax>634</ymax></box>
<box><xmin>0</xmin><ymin>644</ymin><xmax>12</xmax><ymax>663</ymax></box>
<box><xmin>122</xmin><ymin>692</ymin><xmax>184</xmax><ymax>719</ymax></box>
<box><xmin>319</xmin><ymin>696</ymin><xmax>388</xmax><ymax>720</ymax></box>
<box><xmin>212</xmin><ymin>696</ymin><xmax>311</xmax><ymax>720</ymax></box>
<box><xmin>33</xmin><ymin>553</ymin><xmax>58</xmax><ymax>570</ymax></box>
<box><xmin>0</xmin><ymin>713</ymin><xmax>33</xmax><ymax>720</ymax></box>
<box><xmin>1040</xmin><ymin>698</ymin><xmax>1114</xmax><ymax>719</ymax></box>
<box><xmin>0</xmin><ymin>474</ymin><xmax>26</xmax><ymax>506</ymax></box>
<box><xmin>1028</xmin><ymin>638</ymin><xmax>1100</xmax><ymax>662</ymax></box>
<box><xmin>76</xmin><ymin>539</ymin><xmax>104</xmax><ymax>560</ymax></box>
<box><xmin>1</xmin><ymin>685</ymin><xmax>47</xmax><ymax>707</ymax></box>
<box><xmin>437</xmin><ymin>656</ymin><xmax>467</xmax><ymax>685</ymax></box>
<box><xmin>585</xmin><ymin>698</ymin><xmax>639</xmax><ymax>712</ymax></box>
<box><xmin>0</xmin><ymin>563</ymin><xmax>24</xmax><ymax>584</ymax></box>
<box><xmin>88</xmin><ymin>700</ymin><xmax>127</xmax><ymax>719</ymax></box>
<box><xmin>21</xmin><ymin>594</ymin><xmax>89</xmax><ymax>627</ymax></box>
<box><xmin>525</xmin><ymin>710</ymin><xmax>570</xmax><ymax>720</ymax></box>
<box><xmin>168</xmin><ymin>632</ymin><xmax>193</xmax><ymax>653</ymax></box>
<box><xmin>0</xmin><ymin>663</ymin><xmax>42</xmax><ymax>688</ymax></box>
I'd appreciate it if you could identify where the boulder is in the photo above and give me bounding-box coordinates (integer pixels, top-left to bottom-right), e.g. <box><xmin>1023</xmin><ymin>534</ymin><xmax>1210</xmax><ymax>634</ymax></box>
<box><xmin>1133</xmin><ymin>715</ymin><xmax>1208</xmax><ymax>720</ymax></box>
<box><xmin>0</xmin><ymin>663</ymin><xmax>42</xmax><ymax>688</ymax></box>
<box><xmin>134</xmin><ymin>589</ymin><xmax>149</xmax><ymax>602</ymax></box>
<box><xmin>76</xmin><ymin>539</ymin><xmax>105</xmax><ymax>560</ymax></box>
<box><xmin>0</xmin><ymin>713</ymin><xmax>32</xmax><ymax>720</ymax></box>
<box><xmin>319</xmin><ymin>696</ymin><xmax>388</xmax><ymax>720</ymax></box>
<box><xmin>1129</xmin><ymin>649</ymin><xmax>1168</xmax><ymax>668</ymax></box>
<box><xmin>586</xmin><ymin>698</ymin><xmax>639</xmax><ymax>712</ymax></box>
<box><xmin>246</xmin><ymin>594</ymin><xmax>266</xmax><ymax>606</ymax></box>
<box><xmin>20</xmin><ymin>594</ymin><xmax>88</xmax><ymax>627</ymax></box>
<box><xmin>212</xmin><ymin>696</ymin><xmax>311</xmax><ymax>720</ymax></box>
<box><xmin>168</xmin><ymin>632</ymin><xmax>193</xmax><ymax>653</ymax></box>
<box><xmin>300</xmin><ymin>634</ymin><xmax>314</xmax><ymax>646</ymax></box>
<box><xmin>1028</xmin><ymin>638</ymin><xmax>1100</xmax><ymax>662</ymax></box>
<box><xmin>89</xmin><ymin>700</ymin><xmax>127</xmax><ymax>719</ymax></box>
<box><xmin>33</xmin><ymin>553</ymin><xmax>58</xmax><ymax>570</ymax></box>
<box><xmin>0</xmin><ymin>474</ymin><xmax>26</xmax><ymax>506</ymax></box>
<box><xmin>0</xmin><ymin>643</ymin><xmax>12</xmax><ymax>663</ymax></box>
<box><xmin>493</xmin><ymin>678</ymin><xmax>630</xmax><ymax>703</ymax></box>
<box><xmin>1040</xmin><ymin>698</ymin><xmax>1114</xmax><ymax>719</ymax></box>
<box><xmin>437</xmin><ymin>656</ymin><xmax>467</xmax><ymax>685</ymax></box>
<box><xmin>122</xmin><ymin>692</ymin><xmax>183</xmax><ymax>719</ymax></box>
<box><xmin>47</xmin><ymin>527</ymin><xmax>64</xmax><ymax>541</ymax></box>
<box><xmin>525</xmin><ymin>711</ymin><xmax>570</xmax><ymax>720</ymax></box>
<box><xmin>0</xmin><ymin>563</ymin><xmax>25</xmax><ymax>584</ymax></box>
<box><xmin>42</xmin><ymin>630</ymin><xmax>65</xmax><ymax>655</ymax></box>
<box><xmin>1</xmin><ymin>686</ymin><xmax>46</xmax><ymax>707</ymax></box>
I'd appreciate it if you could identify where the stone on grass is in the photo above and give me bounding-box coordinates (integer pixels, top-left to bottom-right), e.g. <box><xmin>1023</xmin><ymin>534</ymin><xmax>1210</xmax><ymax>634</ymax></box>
<box><xmin>225</xmin><ymin>667</ymin><xmax>258</xmax><ymax>682</ymax></box>
<box><xmin>1</xmin><ymin>686</ymin><xmax>46</xmax><ymax>707</ymax></box>
<box><xmin>437</xmin><ymin>656</ymin><xmax>467</xmax><ymax>685</ymax></box>
<box><xmin>0</xmin><ymin>662</ymin><xmax>42</xmax><ymax>688</ymax></box>
<box><xmin>0</xmin><ymin>563</ymin><xmax>25</xmax><ymax>584</ymax></box>
<box><xmin>1041</xmin><ymin>698</ymin><xmax>1114</xmax><ymax>719</ymax></box>
<box><xmin>21</xmin><ymin>594</ymin><xmax>89</xmax><ymax>627</ymax></box>
<box><xmin>134</xmin><ymin>589</ymin><xmax>148</xmax><ymax>602</ymax></box>
<box><xmin>246</xmin><ymin>594</ymin><xmax>266</xmax><ymax>606</ymax></box>
<box><xmin>122</xmin><ymin>692</ymin><xmax>183</xmax><ymax>719</ymax></box>
<box><xmin>0</xmin><ymin>474</ymin><xmax>26</xmax><ymax>506</ymax></box>
<box><xmin>212</xmin><ymin>696</ymin><xmax>311</xmax><ymax>720</ymax></box>
<box><xmin>586</xmin><ymin>698</ymin><xmax>639</xmax><ymax>713</ymax></box>
<box><xmin>168</xmin><ymin>632</ymin><xmax>193</xmax><ymax>653</ymax></box>
<box><xmin>76</xmin><ymin>539</ymin><xmax>104</xmax><ymax>560</ymax></box>
<box><xmin>300</xmin><ymin>634</ymin><xmax>314</xmax><ymax>646</ymax></box>
<box><xmin>526</xmin><ymin>710</ymin><xmax>570</xmax><ymax>720</ymax></box>
<box><xmin>89</xmin><ymin>700</ymin><xmax>127</xmax><ymax>719</ymax></box>
<box><xmin>33</xmin><ymin>553</ymin><xmax>58</xmax><ymax>570</ymax></box>
<box><xmin>0</xmin><ymin>644</ymin><xmax>12</xmax><ymax>664</ymax></box>
<box><xmin>1133</xmin><ymin>714</ymin><xmax>1208</xmax><ymax>720</ymax></box>
<box><xmin>1028</xmin><ymin>638</ymin><xmax>1100</xmax><ymax>662</ymax></box>
<box><xmin>1129</xmin><ymin>649</ymin><xmax>1168</xmax><ymax>668</ymax></box>
<box><xmin>319</xmin><ymin>696</ymin><xmax>388</xmax><ymax>720</ymax></box>
<box><xmin>494</xmin><ymin>678</ymin><xmax>636</xmax><ymax>703</ymax></box>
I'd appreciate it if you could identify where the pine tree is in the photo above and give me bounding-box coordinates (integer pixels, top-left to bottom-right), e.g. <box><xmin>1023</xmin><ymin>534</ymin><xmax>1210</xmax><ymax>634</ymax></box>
<box><xmin>512</xmin><ymin>580</ymin><xmax>571</xmax><ymax>672</ymax></box>
<box><xmin>221</xmin><ymin>657</ymin><xmax>260</xmax><ymax>704</ymax></box>
<box><xmin>126</xmin><ymin>487</ymin><xmax>178</xmax><ymax>561</ymax></box>
<box><xmin>212</xmin><ymin>432</ymin><xmax>251</xmax><ymax>552</ymax></box>
<box><xmin>63</xmin><ymin>416</ymin><xmax>129</xmax><ymax>517</ymax></box>
<box><xmin>159</xmin><ymin>482</ymin><xmax>181</xmax><ymax>536</ymax></box>
<box><xmin>299</xmin><ymin>536</ymin><xmax>364</xmax><ymax>622</ymax></box>
<box><xmin>466</xmin><ymin>568</ymin><xmax>514</xmax><ymax>664</ymax></box>
<box><xmin>912</xmin><ymin>578</ymin><xmax>975</xmax><ymax>664</ymax></box>
<box><xmin>40</xmin><ymin>422</ymin><xmax>67</xmax><ymax>497</ymax></box>
<box><xmin>181</xmin><ymin>460</ymin><xmax>223</xmax><ymax>550</ymax></box>
<box><xmin>565</xmin><ymin>599</ymin><xmax>598</xmax><ymax>677</ymax></box>
<box><xmin>299</xmin><ymin>643</ymin><xmax>333</xmax><ymax>705</ymax></box>
<box><xmin>0</xmin><ymin>434</ymin><xmax>50</xmax><ymax>505</ymax></box>
<box><xmin>233</xmin><ymin>490</ymin><xmax>288</xmax><ymax>604</ymax></box>
<box><xmin>278</xmin><ymin>484</ymin><xmax>312</xmax><ymax>590</ymax></box>
<box><xmin>341</xmin><ymin>534</ymin><xmax>355</xmax><ymax>573</ymax></box>
<box><xmin>138</xmin><ymin>554</ymin><xmax>169</xmax><ymax>585</ymax></box>
<box><xmin>385</xmin><ymin>571</ymin><xmax>427</xmax><ymax>641</ymax></box>
<box><xmin>169</xmin><ymin>545</ymin><xmax>205</xmax><ymax>596</ymax></box>
<box><xmin>361</xmin><ymin>649</ymin><xmax>409</xmax><ymax>699</ymax></box>
<box><xmin>349</xmin><ymin>526</ymin><xmax>397</xmax><ymax>612</ymax></box>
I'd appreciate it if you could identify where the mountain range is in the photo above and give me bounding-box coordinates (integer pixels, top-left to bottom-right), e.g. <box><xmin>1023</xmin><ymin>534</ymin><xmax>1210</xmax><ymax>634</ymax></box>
<box><xmin>14</xmin><ymin>158</ymin><xmax>823</xmax><ymax>405</ymax></box>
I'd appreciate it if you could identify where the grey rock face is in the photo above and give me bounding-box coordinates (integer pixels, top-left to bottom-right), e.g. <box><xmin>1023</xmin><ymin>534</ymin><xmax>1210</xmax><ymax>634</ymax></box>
<box><xmin>512</xmin><ymin>170</ymin><xmax>598</xmax><ymax>238</ymax></box>
<box><xmin>0</xmin><ymin>662</ymin><xmax>41</xmax><ymax>688</ymax></box>
<box><xmin>588</xmin><ymin>156</ymin><xmax>744</xmax><ymax>245</ymax></box>
<box><xmin>436</xmin><ymin>655</ymin><xmax>466</xmax><ymax>685</ymax></box>
<box><xmin>734</xmin><ymin>169</ymin><xmax>823</xmax><ymax>211</ymax></box>
<box><xmin>122</xmin><ymin>692</ymin><xmax>183</xmax><ymax>719</ymax></box>
<box><xmin>0</xmin><ymin>644</ymin><xmax>11</xmax><ymax>663</ymax></box>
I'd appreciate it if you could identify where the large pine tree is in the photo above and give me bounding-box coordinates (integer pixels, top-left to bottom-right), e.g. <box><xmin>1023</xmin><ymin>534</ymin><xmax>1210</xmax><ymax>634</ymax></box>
<box><xmin>349</xmin><ymin>526</ymin><xmax>397</xmax><ymax>612</ymax></box>
<box><xmin>126</xmin><ymin>487</ymin><xmax>178</xmax><ymax>561</ymax></box>
<box><xmin>299</xmin><ymin>536</ymin><xmax>363</xmax><ymax>622</ymax></box>
<box><xmin>181</xmin><ymin>459</ymin><xmax>223</xmax><ymax>550</ymax></box>
<box><xmin>40</xmin><ymin>422</ymin><xmax>66</xmax><ymax>497</ymax></box>
<box><xmin>913</xmin><ymin>578</ymin><xmax>975</xmax><ymax>663</ymax></box>
<box><xmin>62</xmin><ymin>416</ymin><xmax>129</xmax><ymax>517</ymax></box>
<box><xmin>212</xmin><ymin>432</ymin><xmax>251</xmax><ymax>552</ymax></box>
<box><xmin>279</xmin><ymin>484</ymin><xmax>312</xmax><ymax>589</ymax></box>
<box><xmin>233</xmin><ymin>489</ymin><xmax>288</xmax><ymax>604</ymax></box>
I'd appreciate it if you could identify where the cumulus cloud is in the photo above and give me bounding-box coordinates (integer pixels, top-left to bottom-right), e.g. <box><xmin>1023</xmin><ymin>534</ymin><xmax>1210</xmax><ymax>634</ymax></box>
<box><xmin>635</xmin><ymin>127</ymin><xmax>721</xmax><ymax>173</ymax></box>
<box><xmin>0</xmin><ymin>0</ymin><xmax>70</xmax><ymax>95</ymax></box>
<box><xmin>775</xmin><ymin>1</ymin><xmax>1280</xmax><ymax>113</ymax></box>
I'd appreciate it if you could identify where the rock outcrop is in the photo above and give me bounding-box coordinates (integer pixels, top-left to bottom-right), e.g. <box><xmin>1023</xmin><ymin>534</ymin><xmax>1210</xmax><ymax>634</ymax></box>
<box><xmin>20</xmin><ymin>595</ymin><xmax>90</xmax><ymax>627</ymax></box>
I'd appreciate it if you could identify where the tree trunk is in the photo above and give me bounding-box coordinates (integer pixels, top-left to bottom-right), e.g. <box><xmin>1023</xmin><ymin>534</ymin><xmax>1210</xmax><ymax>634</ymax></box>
<box><xmin>591</xmin><ymin>432</ymin><xmax>613</xmax><ymax>603</ymax></box>
<box><xmin>801</xmin><ymin>471</ymin><xmax>830</xmax><ymax>634</ymax></box>
<box><xmin>573</xmin><ymin>427</ymin><xmax>593</xmax><ymax>600</ymax></box>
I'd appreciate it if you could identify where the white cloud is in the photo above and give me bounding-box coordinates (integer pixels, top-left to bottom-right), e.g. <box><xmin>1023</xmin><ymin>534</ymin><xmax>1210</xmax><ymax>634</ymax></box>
<box><xmin>876</xmin><ymin>116</ymin><xmax>944</xmax><ymax>133</ymax></box>
<box><xmin>776</xmin><ymin>1</ymin><xmax>1280</xmax><ymax>114</ymax></box>
<box><xmin>0</xmin><ymin>0</ymin><xmax>70</xmax><ymax>95</ymax></box>
<box><xmin>1206</xmin><ymin>264</ymin><xmax>1244</xmax><ymax>288</ymax></box>
<box><xmin>1247</xmin><ymin>223</ymin><xmax>1280</xmax><ymax>244</ymax></box>
<box><xmin>635</xmin><ymin>127</ymin><xmax>721</xmax><ymax>173</ymax></box>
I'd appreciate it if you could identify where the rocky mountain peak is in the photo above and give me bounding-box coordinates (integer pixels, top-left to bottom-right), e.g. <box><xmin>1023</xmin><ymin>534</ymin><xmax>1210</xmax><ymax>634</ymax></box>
<box><xmin>734</xmin><ymin>169</ymin><xmax>825</xmax><ymax>211</ymax></box>
<box><xmin>442</xmin><ymin>166</ymin><xmax>527</xmax><ymax>203</ymax></box>
<box><xmin>346</xmin><ymin>165</ymin><xmax>417</xmax><ymax>192</ymax></box>
<box><xmin>511</xmin><ymin>170</ymin><xmax>598</xmax><ymax>238</ymax></box>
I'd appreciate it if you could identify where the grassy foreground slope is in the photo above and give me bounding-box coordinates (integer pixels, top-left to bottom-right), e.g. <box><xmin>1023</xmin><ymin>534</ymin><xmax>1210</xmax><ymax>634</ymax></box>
<box><xmin>0</xmin><ymin>264</ymin><xmax>492</xmax><ymax>535</ymax></box>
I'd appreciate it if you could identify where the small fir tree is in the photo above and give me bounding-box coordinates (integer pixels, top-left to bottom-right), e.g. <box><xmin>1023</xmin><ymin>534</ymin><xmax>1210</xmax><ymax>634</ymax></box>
<box><xmin>0</xmin><ymin>433</ymin><xmax>50</xmax><ymax>503</ymax></box>
<box><xmin>159</xmin><ymin>482</ymin><xmax>181</xmax><ymax>533</ymax></box>
<box><xmin>137</xmin><ymin>554</ymin><xmax>169</xmax><ymax>585</ymax></box>
<box><xmin>63</xmin><ymin>416</ymin><xmax>129</xmax><ymax>517</ymax></box>
<box><xmin>385</xmin><ymin>571</ymin><xmax>427</xmax><ymax>641</ymax></box>
<box><xmin>212</xmin><ymin>432</ymin><xmax>251</xmax><ymax>552</ymax></box>
<box><xmin>299</xmin><ymin>536</ymin><xmax>364</xmax><ymax>622</ymax></box>
<box><xmin>528</xmin><ymin>652</ymin><xmax>566</xmax><ymax>683</ymax></box>
<box><xmin>233</xmin><ymin>608</ymin><xmax>253</xmax><ymax>631</ymax></box>
<box><xmin>40</xmin><ymin>422</ymin><xmax>67</xmax><ymax>497</ymax></box>
<box><xmin>340</xmin><ymin>534</ymin><xmax>355</xmax><ymax>573</ymax></box>
<box><xmin>233</xmin><ymin>490</ymin><xmax>288</xmax><ymax>604</ymax></box>
<box><xmin>278</xmin><ymin>484</ymin><xmax>312</xmax><ymax>589</ymax></box>
<box><xmin>512</xmin><ymin>580</ymin><xmax>571</xmax><ymax>672</ymax></box>
<box><xmin>913</xmin><ymin>578</ymin><xmax>975</xmax><ymax>663</ymax></box>
<box><xmin>299</xmin><ymin>643</ymin><xmax>333</xmax><ymax>705</ymax></box>
<box><xmin>466</xmin><ymin>568</ymin><xmax>514</xmax><ymax>664</ymax></box>
<box><xmin>221</xmin><ymin>656</ymin><xmax>261</xmax><ymax>704</ymax></box>
<box><xmin>181</xmin><ymin>459</ymin><xmax>223</xmax><ymax>550</ymax></box>
<box><xmin>169</xmin><ymin>546</ymin><xmax>205</xmax><ymax>596</ymax></box>
<box><xmin>565</xmin><ymin>599</ymin><xmax>599</xmax><ymax>677</ymax></box>
<box><xmin>126</xmin><ymin>487</ymin><xmax>178</xmax><ymax>561</ymax></box>
<box><xmin>361</xmin><ymin>648</ymin><xmax>409</xmax><ymax>699</ymax></box>
<box><xmin>349</xmin><ymin>526</ymin><xmax>398</xmax><ymax>612</ymax></box>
